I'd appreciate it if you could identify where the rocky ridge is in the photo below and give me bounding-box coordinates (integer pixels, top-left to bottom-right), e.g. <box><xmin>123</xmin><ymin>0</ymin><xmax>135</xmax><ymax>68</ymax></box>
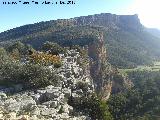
<box><xmin>54</xmin><ymin>13</ymin><xmax>142</xmax><ymax>31</ymax></box>
<box><xmin>0</xmin><ymin>49</ymin><xmax>93</xmax><ymax>120</ymax></box>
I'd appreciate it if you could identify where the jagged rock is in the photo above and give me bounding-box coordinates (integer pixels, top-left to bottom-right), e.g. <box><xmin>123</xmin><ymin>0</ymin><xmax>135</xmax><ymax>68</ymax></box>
<box><xmin>7</xmin><ymin>112</ymin><xmax>17</xmax><ymax>119</ymax></box>
<box><xmin>46</xmin><ymin>89</ymin><xmax>60</xmax><ymax>100</ymax></box>
<box><xmin>4</xmin><ymin>98</ymin><xmax>17</xmax><ymax>106</ymax></box>
<box><xmin>0</xmin><ymin>49</ymin><xmax>93</xmax><ymax>119</ymax></box>
<box><xmin>5</xmin><ymin>101</ymin><xmax>20</xmax><ymax>112</ymax></box>
<box><xmin>31</xmin><ymin>93</ymin><xmax>41</xmax><ymax>103</ymax></box>
<box><xmin>30</xmin><ymin>106</ymin><xmax>40</xmax><ymax>116</ymax></box>
<box><xmin>62</xmin><ymin>88</ymin><xmax>71</xmax><ymax>98</ymax></box>
<box><xmin>66</xmin><ymin>57</ymin><xmax>73</xmax><ymax>63</ymax></box>
<box><xmin>42</xmin><ymin>100</ymin><xmax>58</xmax><ymax>108</ymax></box>
<box><xmin>59</xmin><ymin>113</ymin><xmax>70</xmax><ymax>119</ymax></box>
<box><xmin>17</xmin><ymin>115</ymin><xmax>29</xmax><ymax>120</ymax></box>
<box><xmin>20</xmin><ymin>95</ymin><xmax>36</xmax><ymax>111</ymax></box>
<box><xmin>45</xmin><ymin>86</ymin><xmax>61</xmax><ymax>90</ymax></box>
<box><xmin>58</xmin><ymin>93</ymin><xmax>65</xmax><ymax>103</ymax></box>
<box><xmin>41</xmin><ymin>108</ymin><xmax>57</xmax><ymax>117</ymax></box>
<box><xmin>36</xmin><ymin>89</ymin><xmax>48</xmax><ymax>103</ymax></box>
<box><xmin>30</xmin><ymin>115</ymin><xmax>38</xmax><ymax>120</ymax></box>
<box><xmin>88</xmin><ymin>84</ymin><xmax>94</xmax><ymax>90</ymax></box>
<box><xmin>0</xmin><ymin>92</ymin><xmax>7</xmax><ymax>100</ymax></box>
<box><xmin>76</xmin><ymin>89</ymin><xmax>83</xmax><ymax>95</ymax></box>
<box><xmin>37</xmin><ymin>104</ymin><xmax>47</xmax><ymax>107</ymax></box>
<box><xmin>71</xmin><ymin>93</ymin><xmax>80</xmax><ymax>100</ymax></box>
<box><xmin>37</xmin><ymin>89</ymin><xmax>47</xmax><ymax>94</ymax></box>
<box><xmin>62</xmin><ymin>78</ymin><xmax>74</xmax><ymax>88</ymax></box>
<box><xmin>4</xmin><ymin>95</ymin><xmax>36</xmax><ymax>113</ymax></box>
<box><xmin>0</xmin><ymin>113</ymin><xmax>3</xmax><ymax>118</ymax></box>
<box><xmin>65</xmin><ymin>71</ymin><xmax>72</xmax><ymax>78</ymax></box>
<box><xmin>62</xmin><ymin>104</ymin><xmax>73</xmax><ymax>114</ymax></box>
<box><xmin>0</xmin><ymin>101</ymin><xmax>4</xmax><ymax>106</ymax></box>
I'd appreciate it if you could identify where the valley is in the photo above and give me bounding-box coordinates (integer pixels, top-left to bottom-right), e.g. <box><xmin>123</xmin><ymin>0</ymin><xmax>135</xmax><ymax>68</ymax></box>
<box><xmin>120</xmin><ymin>61</ymin><xmax>160</xmax><ymax>75</ymax></box>
<box><xmin>0</xmin><ymin>13</ymin><xmax>160</xmax><ymax>119</ymax></box>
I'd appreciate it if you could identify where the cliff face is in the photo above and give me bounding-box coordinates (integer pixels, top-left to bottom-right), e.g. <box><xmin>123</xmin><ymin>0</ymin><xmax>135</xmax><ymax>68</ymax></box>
<box><xmin>73</xmin><ymin>13</ymin><xmax>143</xmax><ymax>31</ymax></box>
<box><xmin>86</xmin><ymin>31</ymin><xmax>132</xmax><ymax>98</ymax></box>
<box><xmin>87</xmin><ymin>32</ymin><xmax>109</xmax><ymax>92</ymax></box>
<box><xmin>118</xmin><ymin>14</ymin><xmax>142</xmax><ymax>31</ymax></box>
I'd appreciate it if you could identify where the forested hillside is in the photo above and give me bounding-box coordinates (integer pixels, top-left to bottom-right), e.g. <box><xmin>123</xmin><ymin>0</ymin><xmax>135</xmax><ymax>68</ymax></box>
<box><xmin>1</xmin><ymin>13</ymin><xmax>160</xmax><ymax>68</ymax></box>
<box><xmin>108</xmin><ymin>69</ymin><xmax>160</xmax><ymax>119</ymax></box>
<box><xmin>105</xmin><ymin>28</ymin><xmax>160</xmax><ymax>68</ymax></box>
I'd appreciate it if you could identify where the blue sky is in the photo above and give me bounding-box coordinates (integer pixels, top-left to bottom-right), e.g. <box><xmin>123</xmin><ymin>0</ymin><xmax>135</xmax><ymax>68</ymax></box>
<box><xmin>0</xmin><ymin>0</ymin><xmax>160</xmax><ymax>32</ymax></box>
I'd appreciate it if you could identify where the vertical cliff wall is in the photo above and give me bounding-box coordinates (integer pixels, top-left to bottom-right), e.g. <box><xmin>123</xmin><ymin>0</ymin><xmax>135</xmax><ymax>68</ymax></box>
<box><xmin>85</xmin><ymin>32</ymin><xmax>112</xmax><ymax>95</ymax></box>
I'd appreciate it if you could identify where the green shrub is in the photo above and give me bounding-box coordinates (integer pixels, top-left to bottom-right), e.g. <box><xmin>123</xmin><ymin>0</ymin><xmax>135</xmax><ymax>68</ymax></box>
<box><xmin>42</xmin><ymin>41</ymin><xmax>65</xmax><ymax>55</ymax></box>
<box><xmin>54</xmin><ymin>61</ymin><xmax>62</xmax><ymax>68</ymax></box>
<box><xmin>76</xmin><ymin>81</ymin><xmax>88</xmax><ymax>92</ymax></box>
<box><xmin>22</xmin><ymin>63</ymin><xmax>61</xmax><ymax>88</ymax></box>
<box><xmin>0</xmin><ymin>49</ymin><xmax>61</xmax><ymax>88</ymax></box>
<box><xmin>69</xmin><ymin>94</ymin><xmax>113</xmax><ymax>120</ymax></box>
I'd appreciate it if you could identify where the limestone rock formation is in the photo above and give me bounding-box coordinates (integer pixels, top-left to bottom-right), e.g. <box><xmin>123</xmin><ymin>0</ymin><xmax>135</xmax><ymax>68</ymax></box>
<box><xmin>0</xmin><ymin>49</ymin><xmax>93</xmax><ymax>119</ymax></box>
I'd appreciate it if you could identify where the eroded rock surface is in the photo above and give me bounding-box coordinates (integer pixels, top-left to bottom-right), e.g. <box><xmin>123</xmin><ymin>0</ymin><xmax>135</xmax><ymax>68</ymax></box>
<box><xmin>0</xmin><ymin>49</ymin><xmax>93</xmax><ymax>120</ymax></box>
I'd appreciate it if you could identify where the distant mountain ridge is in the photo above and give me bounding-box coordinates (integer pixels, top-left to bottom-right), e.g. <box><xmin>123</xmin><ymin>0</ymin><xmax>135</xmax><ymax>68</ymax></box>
<box><xmin>0</xmin><ymin>13</ymin><xmax>142</xmax><ymax>42</ymax></box>
<box><xmin>146</xmin><ymin>28</ymin><xmax>160</xmax><ymax>38</ymax></box>
<box><xmin>73</xmin><ymin>13</ymin><xmax>143</xmax><ymax>31</ymax></box>
<box><xmin>1</xmin><ymin>13</ymin><xmax>160</xmax><ymax>68</ymax></box>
